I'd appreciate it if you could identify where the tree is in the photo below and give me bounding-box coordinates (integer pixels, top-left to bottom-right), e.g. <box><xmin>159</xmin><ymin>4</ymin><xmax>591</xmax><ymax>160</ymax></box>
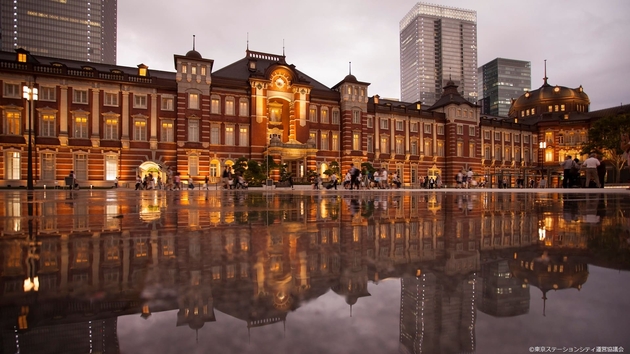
<box><xmin>581</xmin><ymin>113</ymin><xmax>630</xmax><ymax>182</ymax></box>
<box><xmin>323</xmin><ymin>160</ymin><xmax>340</xmax><ymax>177</ymax></box>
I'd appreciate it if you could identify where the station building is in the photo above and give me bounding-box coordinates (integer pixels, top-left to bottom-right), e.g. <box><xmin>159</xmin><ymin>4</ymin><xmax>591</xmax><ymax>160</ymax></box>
<box><xmin>0</xmin><ymin>47</ymin><xmax>627</xmax><ymax>188</ymax></box>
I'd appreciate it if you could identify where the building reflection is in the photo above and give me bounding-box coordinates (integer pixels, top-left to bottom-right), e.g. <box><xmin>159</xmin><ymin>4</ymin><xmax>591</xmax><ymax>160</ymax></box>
<box><xmin>0</xmin><ymin>191</ymin><xmax>628</xmax><ymax>353</ymax></box>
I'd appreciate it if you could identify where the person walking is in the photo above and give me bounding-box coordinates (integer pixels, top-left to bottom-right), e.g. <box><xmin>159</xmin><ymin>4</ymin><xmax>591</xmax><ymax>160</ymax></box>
<box><xmin>561</xmin><ymin>155</ymin><xmax>576</xmax><ymax>188</ymax></box>
<box><xmin>582</xmin><ymin>153</ymin><xmax>601</xmax><ymax>188</ymax></box>
<box><xmin>330</xmin><ymin>173</ymin><xmax>338</xmax><ymax>190</ymax></box>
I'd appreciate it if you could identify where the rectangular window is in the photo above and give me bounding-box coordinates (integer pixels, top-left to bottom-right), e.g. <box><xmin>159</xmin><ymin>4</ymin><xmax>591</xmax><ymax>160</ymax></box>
<box><xmin>189</xmin><ymin>155</ymin><xmax>199</xmax><ymax>177</ymax></box>
<box><xmin>225</xmin><ymin>98</ymin><xmax>235</xmax><ymax>115</ymax></box>
<box><xmin>161</xmin><ymin>121</ymin><xmax>174</xmax><ymax>142</ymax></box>
<box><xmin>469</xmin><ymin>126</ymin><xmax>475</xmax><ymax>137</ymax></box>
<box><xmin>410</xmin><ymin>122</ymin><xmax>418</xmax><ymax>132</ymax></box>
<box><xmin>161</xmin><ymin>97</ymin><xmax>174</xmax><ymax>111</ymax></box>
<box><xmin>457</xmin><ymin>125</ymin><xmax>463</xmax><ymax>135</ymax></box>
<box><xmin>396</xmin><ymin>121</ymin><xmax>404</xmax><ymax>131</ymax></box>
<box><xmin>332</xmin><ymin>110</ymin><xmax>340</xmax><ymax>124</ymax></box>
<box><xmin>3</xmin><ymin>83</ymin><xmax>20</xmax><ymax>98</ymax></box>
<box><xmin>40</xmin><ymin>87</ymin><xmax>56</xmax><ymax>101</ymax></box>
<box><xmin>525</xmin><ymin>135</ymin><xmax>530</xmax><ymax>143</ymax></box>
<box><xmin>380</xmin><ymin>119</ymin><xmax>388</xmax><ymax>130</ymax></box>
<box><xmin>309</xmin><ymin>131</ymin><xmax>317</xmax><ymax>144</ymax></box>
<box><xmin>5</xmin><ymin>151</ymin><xmax>20</xmax><ymax>179</ymax></box>
<box><xmin>105</xmin><ymin>155</ymin><xmax>118</xmax><ymax>181</ymax></box>
<box><xmin>495</xmin><ymin>146</ymin><xmax>502</xmax><ymax>160</ymax></box>
<box><xmin>239</xmin><ymin>127</ymin><xmax>248</xmax><ymax>146</ymax></box>
<box><xmin>366</xmin><ymin>116</ymin><xmax>372</xmax><ymax>128</ymax></box>
<box><xmin>437</xmin><ymin>125</ymin><xmax>444</xmax><ymax>135</ymax></box>
<box><xmin>366</xmin><ymin>135</ymin><xmax>373</xmax><ymax>153</ymax></box>
<box><xmin>352</xmin><ymin>132</ymin><xmax>360</xmax><ymax>150</ymax></box>
<box><xmin>457</xmin><ymin>142</ymin><xmax>463</xmax><ymax>156</ymax></box>
<box><xmin>469</xmin><ymin>143</ymin><xmax>475</xmax><ymax>158</ymax></box>
<box><xmin>484</xmin><ymin>130</ymin><xmax>490</xmax><ymax>140</ymax></box>
<box><xmin>225</xmin><ymin>126</ymin><xmax>234</xmax><ymax>145</ymax></box>
<box><xmin>134</xmin><ymin>94</ymin><xmax>147</xmax><ymax>108</ymax></box>
<box><xmin>548</xmin><ymin>105</ymin><xmax>553</xmax><ymax>112</ymax></box>
<box><xmin>41</xmin><ymin>152</ymin><xmax>55</xmax><ymax>180</ymax></box>
<box><xmin>73</xmin><ymin>89</ymin><xmax>88</xmax><ymax>104</ymax></box>
<box><xmin>505</xmin><ymin>133</ymin><xmax>511</xmax><ymax>142</ymax></box>
<box><xmin>424</xmin><ymin>123</ymin><xmax>432</xmax><ymax>134</ymax></box>
<box><xmin>309</xmin><ymin>107</ymin><xmax>317</xmax><ymax>122</ymax></box>
<box><xmin>211</xmin><ymin>97</ymin><xmax>221</xmax><ymax>114</ymax></box>
<box><xmin>74</xmin><ymin>154</ymin><xmax>88</xmax><ymax>180</ymax></box>
<box><xmin>532</xmin><ymin>108</ymin><xmax>536</xmax><ymax>115</ymax></box>
<box><xmin>484</xmin><ymin>146</ymin><xmax>491</xmax><ymax>159</ymax></box>
<box><xmin>495</xmin><ymin>132</ymin><xmax>501</xmax><ymax>141</ymax></box>
<box><xmin>321</xmin><ymin>109</ymin><xmax>329</xmax><ymax>124</ymax></box>
<box><xmin>437</xmin><ymin>141</ymin><xmax>444</xmax><ymax>156</ymax></box>
<box><xmin>395</xmin><ymin>138</ymin><xmax>404</xmax><ymax>154</ymax></box>
<box><xmin>332</xmin><ymin>133</ymin><xmax>339</xmax><ymax>150</ymax></box>
<box><xmin>189</xmin><ymin>93</ymin><xmax>200</xmax><ymax>109</ymax></box>
<box><xmin>188</xmin><ymin>120</ymin><xmax>199</xmax><ymax>142</ymax></box>
<box><xmin>352</xmin><ymin>110</ymin><xmax>361</xmax><ymax>124</ymax></box>
<box><xmin>74</xmin><ymin>116</ymin><xmax>88</xmax><ymax>138</ymax></box>
<box><xmin>239</xmin><ymin>99</ymin><xmax>249</xmax><ymax>117</ymax></box>
<box><xmin>211</xmin><ymin>126</ymin><xmax>220</xmax><ymax>144</ymax></box>
<box><xmin>380</xmin><ymin>137</ymin><xmax>389</xmax><ymax>154</ymax></box>
<box><xmin>104</xmin><ymin>92</ymin><xmax>118</xmax><ymax>106</ymax></box>
<box><xmin>134</xmin><ymin>119</ymin><xmax>147</xmax><ymax>141</ymax></box>
<box><xmin>424</xmin><ymin>140</ymin><xmax>432</xmax><ymax>155</ymax></box>
<box><xmin>410</xmin><ymin>141</ymin><xmax>417</xmax><ymax>155</ymax></box>
<box><xmin>104</xmin><ymin>117</ymin><xmax>118</xmax><ymax>140</ymax></box>
<box><xmin>6</xmin><ymin>111</ymin><xmax>21</xmax><ymax>135</ymax></box>
<box><xmin>321</xmin><ymin>132</ymin><xmax>329</xmax><ymax>150</ymax></box>
<box><xmin>515</xmin><ymin>134</ymin><xmax>520</xmax><ymax>143</ymax></box>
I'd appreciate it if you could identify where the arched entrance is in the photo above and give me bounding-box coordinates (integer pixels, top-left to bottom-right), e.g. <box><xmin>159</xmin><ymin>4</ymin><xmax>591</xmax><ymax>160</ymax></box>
<box><xmin>138</xmin><ymin>161</ymin><xmax>164</xmax><ymax>183</ymax></box>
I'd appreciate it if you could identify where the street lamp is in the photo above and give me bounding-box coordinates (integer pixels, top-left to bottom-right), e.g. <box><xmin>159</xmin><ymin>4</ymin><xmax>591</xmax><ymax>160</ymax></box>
<box><xmin>23</xmin><ymin>85</ymin><xmax>38</xmax><ymax>190</ymax></box>
<box><xmin>539</xmin><ymin>141</ymin><xmax>547</xmax><ymax>173</ymax></box>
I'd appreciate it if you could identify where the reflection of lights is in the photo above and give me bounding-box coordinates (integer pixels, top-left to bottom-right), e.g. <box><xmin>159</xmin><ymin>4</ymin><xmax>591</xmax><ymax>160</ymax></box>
<box><xmin>538</xmin><ymin>227</ymin><xmax>546</xmax><ymax>241</ymax></box>
<box><xmin>23</xmin><ymin>277</ymin><xmax>39</xmax><ymax>292</ymax></box>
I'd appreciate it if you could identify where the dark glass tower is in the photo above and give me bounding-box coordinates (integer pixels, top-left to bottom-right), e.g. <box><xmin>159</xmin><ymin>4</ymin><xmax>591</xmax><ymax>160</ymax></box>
<box><xmin>478</xmin><ymin>58</ymin><xmax>531</xmax><ymax>117</ymax></box>
<box><xmin>0</xmin><ymin>0</ymin><xmax>117</xmax><ymax>64</ymax></box>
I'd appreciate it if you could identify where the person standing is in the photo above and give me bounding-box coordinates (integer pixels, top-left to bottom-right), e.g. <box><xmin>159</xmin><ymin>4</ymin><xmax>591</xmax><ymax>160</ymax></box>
<box><xmin>596</xmin><ymin>153</ymin><xmax>606</xmax><ymax>188</ymax></box>
<box><xmin>582</xmin><ymin>153</ymin><xmax>601</xmax><ymax>188</ymax></box>
<box><xmin>466</xmin><ymin>168</ymin><xmax>474</xmax><ymax>189</ymax></box>
<box><xmin>330</xmin><ymin>173</ymin><xmax>338</xmax><ymax>190</ymax></box>
<box><xmin>622</xmin><ymin>133</ymin><xmax>630</xmax><ymax>190</ymax></box>
<box><xmin>561</xmin><ymin>155</ymin><xmax>576</xmax><ymax>188</ymax></box>
<box><xmin>114</xmin><ymin>176</ymin><xmax>119</xmax><ymax>188</ymax></box>
<box><xmin>204</xmin><ymin>174</ymin><xmax>210</xmax><ymax>190</ymax></box>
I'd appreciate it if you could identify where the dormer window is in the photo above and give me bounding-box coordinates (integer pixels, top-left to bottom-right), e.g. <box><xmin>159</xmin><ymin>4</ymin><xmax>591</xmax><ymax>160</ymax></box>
<box><xmin>137</xmin><ymin>63</ymin><xmax>148</xmax><ymax>77</ymax></box>
<box><xmin>181</xmin><ymin>64</ymin><xmax>187</xmax><ymax>74</ymax></box>
<box><xmin>191</xmin><ymin>66</ymin><xmax>197</xmax><ymax>75</ymax></box>
<box><xmin>201</xmin><ymin>66</ymin><xmax>206</xmax><ymax>76</ymax></box>
<box><xmin>248</xmin><ymin>60</ymin><xmax>256</xmax><ymax>71</ymax></box>
<box><xmin>18</xmin><ymin>53</ymin><xmax>27</xmax><ymax>63</ymax></box>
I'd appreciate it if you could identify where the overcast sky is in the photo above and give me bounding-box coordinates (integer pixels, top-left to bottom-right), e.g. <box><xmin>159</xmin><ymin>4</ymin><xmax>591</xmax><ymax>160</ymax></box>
<box><xmin>117</xmin><ymin>0</ymin><xmax>629</xmax><ymax>111</ymax></box>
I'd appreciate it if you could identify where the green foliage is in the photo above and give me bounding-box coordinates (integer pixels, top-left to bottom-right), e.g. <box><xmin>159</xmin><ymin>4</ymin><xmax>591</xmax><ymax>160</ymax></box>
<box><xmin>323</xmin><ymin>160</ymin><xmax>340</xmax><ymax>177</ymax></box>
<box><xmin>581</xmin><ymin>113</ymin><xmax>630</xmax><ymax>182</ymax></box>
<box><xmin>361</xmin><ymin>162</ymin><xmax>376</xmax><ymax>174</ymax></box>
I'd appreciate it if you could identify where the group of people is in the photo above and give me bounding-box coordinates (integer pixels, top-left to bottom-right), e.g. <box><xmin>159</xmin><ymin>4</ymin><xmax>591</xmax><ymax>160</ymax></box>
<box><xmin>222</xmin><ymin>166</ymin><xmax>248</xmax><ymax>190</ymax></box>
<box><xmin>561</xmin><ymin>153</ymin><xmax>605</xmax><ymax>188</ymax></box>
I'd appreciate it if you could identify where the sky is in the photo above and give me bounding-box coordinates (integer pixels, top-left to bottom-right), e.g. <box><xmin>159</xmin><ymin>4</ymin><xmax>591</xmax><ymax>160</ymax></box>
<box><xmin>117</xmin><ymin>0</ymin><xmax>630</xmax><ymax>111</ymax></box>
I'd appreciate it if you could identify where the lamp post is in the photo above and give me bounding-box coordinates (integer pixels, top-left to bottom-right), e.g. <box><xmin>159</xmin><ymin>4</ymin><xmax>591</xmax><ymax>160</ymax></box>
<box><xmin>23</xmin><ymin>85</ymin><xmax>38</xmax><ymax>190</ymax></box>
<box><xmin>539</xmin><ymin>141</ymin><xmax>547</xmax><ymax>173</ymax></box>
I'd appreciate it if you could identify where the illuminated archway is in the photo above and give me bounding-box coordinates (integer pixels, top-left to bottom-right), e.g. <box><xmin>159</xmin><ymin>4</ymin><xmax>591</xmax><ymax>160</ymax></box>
<box><xmin>138</xmin><ymin>161</ymin><xmax>164</xmax><ymax>181</ymax></box>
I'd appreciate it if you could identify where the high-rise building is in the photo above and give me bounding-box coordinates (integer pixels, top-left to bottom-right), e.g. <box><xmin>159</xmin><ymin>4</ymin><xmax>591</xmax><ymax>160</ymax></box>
<box><xmin>0</xmin><ymin>0</ymin><xmax>117</xmax><ymax>64</ymax></box>
<box><xmin>478</xmin><ymin>58</ymin><xmax>531</xmax><ymax>117</ymax></box>
<box><xmin>400</xmin><ymin>2</ymin><xmax>477</xmax><ymax>106</ymax></box>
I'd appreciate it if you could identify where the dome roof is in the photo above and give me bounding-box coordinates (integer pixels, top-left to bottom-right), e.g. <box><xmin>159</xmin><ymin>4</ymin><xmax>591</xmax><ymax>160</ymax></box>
<box><xmin>185</xmin><ymin>49</ymin><xmax>202</xmax><ymax>59</ymax></box>
<box><xmin>344</xmin><ymin>74</ymin><xmax>358</xmax><ymax>83</ymax></box>
<box><xmin>510</xmin><ymin>78</ymin><xmax>590</xmax><ymax>117</ymax></box>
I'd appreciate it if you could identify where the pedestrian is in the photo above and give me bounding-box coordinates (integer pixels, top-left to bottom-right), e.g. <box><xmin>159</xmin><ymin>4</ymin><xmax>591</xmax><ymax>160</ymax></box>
<box><xmin>561</xmin><ymin>155</ymin><xmax>576</xmax><ymax>188</ymax></box>
<box><xmin>596</xmin><ymin>153</ymin><xmax>606</xmax><ymax>188</ymax></box>
<box><xmin>135</xmin><ymin>175</ymin><xmax>142</xmax><ymax>190</ymax></box>
<box><xmin>330</xmin><ymin>173</ymin><xmax>338</xmax><ymax>190</ymax></box>
<box><xmin>204</xmin><ymin>174</ymin><xmax>210</xmax><ymax>190</ymax></box>
<box><xmin>582</xmin><ymin>153</ymin><xmax>601</xmax><ymax>188</ymax></box>
<box><xmin>114</xmin><ymin>176</ymin><xmax>119</xmax><ymax>188</ymax></box>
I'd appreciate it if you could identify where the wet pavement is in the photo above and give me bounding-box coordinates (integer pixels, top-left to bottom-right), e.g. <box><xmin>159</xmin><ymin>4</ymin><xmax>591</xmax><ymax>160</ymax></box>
<box><xmin>1</xmin><ymin>188</ymin><xmax>629</xmax><ymax>354</ymax></box>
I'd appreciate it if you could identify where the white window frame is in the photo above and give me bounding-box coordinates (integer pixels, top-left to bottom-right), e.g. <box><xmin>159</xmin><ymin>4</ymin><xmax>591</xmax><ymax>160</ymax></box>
<box><xmin>211</xmin><ymin>96</ymin><xmax>221</xmax><ymax>114</ymax></box>
<box><xmin>74</xmin><ymin>153</ymin><xmax>88</xmax><ymax>180</ymax></box>
<box><xmin>4</xmin><ymin>110</ymin><xmax>21</xmax><ymax>135</ymax></box>
<box><xmin>133</xmin><ymin>94</ymin><xmax>147</xmax><ymax>109</ymax></box>
<box><xmin>104</xmin><ymin>92</ymin><xmax>119</xmax><ymax>107</ymax></box>
<box><xmin>225</xmin><ymin>97</ymin><xmax>235</xmax><ymax>115</ymax></box>
<box><xmin>40</xmin><ymin>86</ymin><xmax>56</xmax><ymax>101</ymax></box>
<box><xmin>332</xmin><ymin>110</ymin><xmax>340</xmax><ymax>125</ymax></box>
<box><xmin>321</xmin><ymin>108</ymin><xmax>329</xmax><ymax>124</ymax></box>
<box><xmin>103</xmin><ymin>115</ymin><xmax>119</xmax><ymax>140</ymax></box>
<box><xmin>105</xmin><ymin>155</ymin><xmax>118</xmax><ymax>181</ymax></box>
<box><xmin>239</xmin><ymin>126</ymin><xmax>248</xmax><ymax>146</ymax></box>
<box><xmin>457</xmin><ymin>125</ymin><xmax>463</xmax><ymax>135</ymax></box>
<box><xmin>188</xmin><ymin>119</ymin><xmax>199</xmax><ymax>142</ymax></box>
<box><xmin>189</xmin><ymin>155</ymin><xmax>199</xmax><ymax>177</ymax></box>
<box><xmin>41</xmin><ymin>152</ymin><xmax>55</xmax><ymax>180</ymax></box>
<box><xmin>73</xmin><ymin>89</ymin><xmax>88</xmax><ymax>104</ymax></box>
<box><xmin>161</xmin><ymin>96</ymin><xmax>174</xmax><ymax>111</ymax></box>
<box><xmin>211</xmin><ymin>125</ymin><xmax>220</xmax><ymax>145</ymax></box>
<box><xmin>352</xmin><ymin>132</ymin><xmax>360</xmax><ymax>150</ymax></box>
<box><xmin>380</xmin><ymin>118</ymin><xmax>388</xmax><ymax>130</ymax></box>
<box><xmin>424</xmin><ymin>123</ymin><xmax>432</xmax><ymax>134</ymax></box>
<box><xmin>133</xmin><ymin>118</ymin><xmax>147</xmax><ymax>141</ymax></box>
<box><xmin>189</xmin><ymin>93</ymin><xmax>200</xmax><ymax>110</ymax></box>
<box><xmin>469</xmin><ymin>126</ymin><xmax>475</xmax><ymax>137</ymax></box>
<box><xmin>410</xmin><ymin>122</ymin><xmax>418</xmax><ymax>132</ymax></box>
<box><xmin>396</xmin><ymin>121</ymin><xmax>404</xmax><ymax>131</ymax></box>
<box><xmin>161</xmin><ymin>120</ymin><xmax>174</xmax><ymax>142</ymax></box>
<box><xmin>225</xmin><ymin>126</ymin><xmax>234</xmax><ymax>146</ymax></box>
<box><xmin>74</xmin><ymin>114</ymin><xmax>89</xmax><ymax>139</ymax></box>
<box><xmin>5</xmin><ymin>151</ymin><xmax>20</xmax><ymax>180</ymax></box>
<box><xmin>352</xmin><ymin>110</ymin><xmax>361</xmax><ymax>124</ymax></box>
<box><xmin>239</xmin><ymin>99</ymin><xmax>249</xmax><ymax>117</ymax></box>
<box><xmin>3</xmin><ymin>83</ymin><xmax>20</xmax><ymax>98</ymax></box>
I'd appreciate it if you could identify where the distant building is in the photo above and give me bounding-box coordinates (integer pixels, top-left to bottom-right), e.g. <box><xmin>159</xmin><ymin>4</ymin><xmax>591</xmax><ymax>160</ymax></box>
<box><xmin>478</xmin><ymin>58</ymin><xmax>531</xmax><ymax>117</ymax></box>
<box><xmin>0</xmin><ymin>0</ymin><xmax>117</xmax><ymax>64</ymax></box>
<box><xmin>400</xmin><ymin>2</ymin><xmax>477</xmax><ymax>106</ymax></box>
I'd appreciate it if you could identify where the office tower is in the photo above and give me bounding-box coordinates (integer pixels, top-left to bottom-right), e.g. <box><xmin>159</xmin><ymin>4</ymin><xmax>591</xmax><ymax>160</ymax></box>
<box><xmin>478</xmin><ymin>58</ymin><xmax>531</xmax><ymax>116</ymax></box>
<box><xmin>400</xmin><ymin>2</ymin><xmax>477</xmax><ymax>106</ymax></box>
<box><xmin>0</xmin><ymin>0</ymin><xmax>117</xmax><ymax>64</ymax></box>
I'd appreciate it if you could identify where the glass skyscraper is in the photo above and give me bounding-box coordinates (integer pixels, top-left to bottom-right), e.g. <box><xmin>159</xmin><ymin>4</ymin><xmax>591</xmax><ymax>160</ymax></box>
<box><xmin>0</xmin><ymin>0</ymin><xmax>117</xmax><ymax>64</ymax></box>
<box><xmin>478</xmin><ymin>58</ymin><xmax>531</xmax><ymax>117</ymax></box>
<box><xmin>400</xmin><ymin>2</ymin><xmax>477</xmax><ymax>106</ymax></box>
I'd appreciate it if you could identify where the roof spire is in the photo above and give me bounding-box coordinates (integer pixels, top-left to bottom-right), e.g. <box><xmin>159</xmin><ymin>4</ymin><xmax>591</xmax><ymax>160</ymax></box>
<box><xmin>543</xmin><ymin>59</ymin><xmax>549</xmax><ymax>86</ymax></box>
<box><xmin>282</xmin><ymin>39</ymin><xmax>285</xmax><ymax>56</ymax></box>
<box><xmin>192</xmin><ymin>35</ymin><xmax>196</xmax><ymax>51</ymax></box>
<box><xmin>349</xmin><ymin>61</ymin><xmax>352</xmax><ymax>75</ymax></box>
<box><xmin>247</xmin><ymin>32</ymin><xmax>249</xmax><ymax>51</ymax></box>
